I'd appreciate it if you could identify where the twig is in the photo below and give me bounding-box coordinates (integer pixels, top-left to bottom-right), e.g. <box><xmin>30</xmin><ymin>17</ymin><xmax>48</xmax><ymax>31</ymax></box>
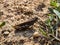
<box><xmin>49</xmin><ymin>34</ymin><xmax>60</xmax><ymax>42</ymax></box>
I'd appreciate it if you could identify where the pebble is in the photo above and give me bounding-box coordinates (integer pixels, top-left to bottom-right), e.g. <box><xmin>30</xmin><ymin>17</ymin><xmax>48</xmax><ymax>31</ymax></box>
<box><xmin>24</xmin><ymin>41</ymin><xmax>34</xmax><ymax>45</ymax></box>
<box><xmin>33</xmin><ymin>32</ymin><xmax>40</xmax><ymax>37</ymax></box>
<box><xmin>3</xmin><ymin>31</ymin><xmax>9</xmax><ymax>35</ymax></box>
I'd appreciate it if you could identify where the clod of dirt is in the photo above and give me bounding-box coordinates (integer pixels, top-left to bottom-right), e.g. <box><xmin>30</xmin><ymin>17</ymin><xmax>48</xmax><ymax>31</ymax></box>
<box><xmin>19</xmin><ymin>39</ymin><xmax>25</xmax><ymax>45</ymax></box>
<box><xmin>4</xmin><ymin>3</ymin><xmax>9</xmax><ymax>8</ymax></box>
<box><xmin>4</xmin><ymin>41</ymin><xmax>13</xmax><ymax>45</ymax></box>
<box><xmin>14</xmin><ymin>17</ymin><xmax>38</xmax><ymax>30</ymax></box>
<box><xmin>33</xmin><ymin>36</ymin><xmax>39</xmax><ymax>43</ymax></box>
<box><xmin>0</xmin><ymin>11</ymin><xmax>4</xmax><ymax>16</ymax></box>
<box><xmin>15</xmin><ymin>7</ymin><xmax>24</xmax><ymax>15</ymax></box>
<box><xmin>35</xmin><ymin>3</ymin><xmax>46</xmax><ymax>11</ymax></box>
<box><xmin>24</xmin><ymin>11</ymin><xmax>33</xmax><ymax>15</ymax></box>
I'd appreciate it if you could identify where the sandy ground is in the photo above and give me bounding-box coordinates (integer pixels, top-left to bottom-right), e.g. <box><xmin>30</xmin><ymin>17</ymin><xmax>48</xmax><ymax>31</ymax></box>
<box><xmin>0</xmin><ymin>0</ymin><xmax>50</xmax><ymax>45</ymax></box>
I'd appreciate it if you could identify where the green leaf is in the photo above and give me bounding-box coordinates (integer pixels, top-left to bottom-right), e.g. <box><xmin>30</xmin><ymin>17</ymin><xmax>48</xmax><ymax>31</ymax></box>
<box><xmin>48</xmin><ymin>14</ymin><xmax>54</xmax><ymax>21</ymax></box>
<box><xmin>50</xmin><ymin>0</ymin><xmax>57</xmax><ymax>7</ymax></box>
<box><xmin>0</xmin><ymin>22</ymin><xmax>5</xmax><ymax>28</ymax></box>
<box><xmin>56</xmin><ymin>6</ymin><xmax>60</xmax><ymax>12</ymax></box>
<box><xmin>45</xmin><ymin>19</ymin><xmax>51</xmax><ymax>26</ymax></box>
<box><xmin>53</xmin><ymin>9</ymin><xmax>60</xmax><ymax>18</ymax></box>
<box><xmin>39</xmin><ymin>28</ymin><xmax>47</xmax><ymax>37</ymax></box>
<box><xmin>48</xmin><ymin>8</ymin><xmax>54</xmax><ymax>13</ymax></box>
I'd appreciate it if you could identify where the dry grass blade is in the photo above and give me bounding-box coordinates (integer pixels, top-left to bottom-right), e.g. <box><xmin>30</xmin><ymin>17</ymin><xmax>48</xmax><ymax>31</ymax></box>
<box><xmin>49</xmin><ymin>34</ymin><xmax>60</xmax><ymax>42</ymax></box>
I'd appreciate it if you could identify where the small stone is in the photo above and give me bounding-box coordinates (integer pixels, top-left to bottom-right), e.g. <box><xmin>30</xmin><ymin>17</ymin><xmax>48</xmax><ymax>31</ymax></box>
<box><xmin>3</xmin><ymin>31</ymin><xmax>9</xmax><ymax>35</ymax></box>
<box><xmin>2</xmin><ymin>31</ymin><xmax>9</xmax><ymax>37</ymax></box>
<box><xmin>2</xmin><ymin>30</ymin><xmax>10</xmax><ymax>37</ymax></box>
<box><xmin>33</xmin><ymin>32</ymin><xmax>40</xmax><ymax>37</ymax></box>
<box><xmin>34</xmin><ymin>43</ymin><xmax>40</xmax><ymax>45</ymax></box>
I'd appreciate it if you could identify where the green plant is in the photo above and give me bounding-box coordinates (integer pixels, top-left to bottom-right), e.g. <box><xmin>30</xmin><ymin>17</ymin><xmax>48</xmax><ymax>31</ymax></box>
<box><xmin>39</xmin><ymin>0</ymin><xmax>60</xmax><ymax>42</ymax></box>
<box><xmin>50</xmin><ymin>0</ymin><xmax>57</xmax><ymax>7</ymax></box>
<box><xmin>0</xmin><ymin>22</ymin><xmax>6</xmax><ymax>28</ymax></box>
<box><xmin>39</xmin><ymin>28</ymin><xmax>47</xmax><ymax>37</ymax></box>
